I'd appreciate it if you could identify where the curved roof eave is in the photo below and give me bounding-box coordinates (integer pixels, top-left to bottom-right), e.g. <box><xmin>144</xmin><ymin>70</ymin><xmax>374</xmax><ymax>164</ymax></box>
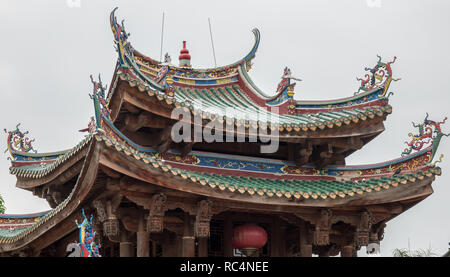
<box><xmin>132</xmin><ymin>28</ymin><xmax>260</xmax><ymax>72</ymax></box>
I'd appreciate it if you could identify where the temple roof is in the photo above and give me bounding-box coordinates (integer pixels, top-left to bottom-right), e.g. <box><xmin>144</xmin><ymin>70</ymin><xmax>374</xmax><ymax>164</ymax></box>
<box><xmin>112</xmin><ymin>69</ymin><xmax>392</xmax><ymax>133</ymax></box>
<box><xmin>109</xmin><ymin>8</ymin><xmax>398</xmax><ymax>120</ymax></box>
<box><xmin>0</xmin><ymin>8</ymin><xmax>446</xmax><ymax>253</ymax></box>
<box><xmin>1</xmin><ymin>107</ymin><xmax>446</xmax><ymax>249</ymax></box>
<box><xmin>7</xmin><ymin>114</ymin><xmax>444</xmax><ymax>201</ymax></box>
<box><xmin>0</xmin><ymin>211</ymin><xmax>49</xmax><ymax>243</ymax></box>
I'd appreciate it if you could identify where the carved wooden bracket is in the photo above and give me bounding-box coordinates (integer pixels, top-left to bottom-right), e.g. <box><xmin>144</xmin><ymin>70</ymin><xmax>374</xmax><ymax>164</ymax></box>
<box><xmin>147</xmin><ymin>193</ymin><xmax>168</xmax><ymax>233</ymax></box>
<box><xmin>92</xmin><ymin>199</ymin><xmax>107</xmax><ymax>223</ymax></box>
<box><xmin>369</xmin><ymin>220</ymin><xmax>386</xmax><ymax>243</ymax></box>
<box><xmin>295</xmin><ymin>142</ymin><xmax>313</xmax><ymax>167</ymax></box>
<box><xmin>194</xmin><ymin>200</ymin><xmax>213</xmax><ymax>238</ymax></box>
<box><xmin>313</xmin><ymin>209</ymin><xmax>333</xmax><ymax>246</ymax></box>
<box><xmin>354</xmin><ymin>210</ymin><xmax>372</xmax><ymax>247</ymax></box>
<box><xmin>157</xmin><ymin>124</ymin><xmax>174</xmax><ymax>153</ymax></box>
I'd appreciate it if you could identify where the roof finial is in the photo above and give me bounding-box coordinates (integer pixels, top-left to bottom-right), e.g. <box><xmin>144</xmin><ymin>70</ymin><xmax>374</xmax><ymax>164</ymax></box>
<box><xmin>179</xmin><ymin>41</ymin><xmax>191</xmax><ymax>67</ymax></box>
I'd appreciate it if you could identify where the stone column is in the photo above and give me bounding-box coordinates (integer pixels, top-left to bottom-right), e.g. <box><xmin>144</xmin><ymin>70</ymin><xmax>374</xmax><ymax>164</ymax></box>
<box><xmin>137</xmin><ymin>214</ymin><xmax>150</xmax><ymax>257</ymax></box>
<box><xmin>279</xmin><ymin>225</ymin><xmax>286</xmax><ymax>257</ymax></box>
<box><xmin>271</xmin><ymin>217</ymin><xmax>281</xmax><ymax>257</ymax></box>
<box><xmin>120</xmin><ymin>232</ymin><xmax>134</xmax><ymax>257</ymax></box>
<box><xmin>224</xmin><ymin>215</ymin><xmax>233</xmax><ymax>257</ymax></box>
<box><xmin>182</xmin><ymin>214</ymin><xmax>195</xmax><ymax>257</ymax></box>
<box><xmin>299</xmin><ymin>221</ymin><xmax>312</xmax><ymax>257</ymax></box>
<box><xmin>341</xmin><ymin>245</ymin><xmax>354</xmax><ymax>257</ymax></box>
<box><xmin>151</xmin><ymin>242</ymin><xmax>157</xmax><ymax>257</ymax></box>
<box><xmin>198</xmin><ymin>237</ymin><xmax>208</xmax><ymax>257</ymax></box>
<box><xmin>162</xmin><ymin>232</ymin><xmax>180</xmax><ymax>257</ymax></box>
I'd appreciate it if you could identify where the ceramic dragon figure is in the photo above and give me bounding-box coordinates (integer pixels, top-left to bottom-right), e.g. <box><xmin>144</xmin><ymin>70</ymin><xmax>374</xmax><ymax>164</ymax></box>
<box><xmin>4</xmin><ymin>123</ymin><xmax>37</xmax><ymax>157</ymax></box>
<box><xmin>402</xmin><ymin>113</ymin><xmax>449</xmax><ymax>160</ymax></box>
<box><xmin>356</xmin><ymin>55</ymin><xmax>400</xmax><ymax>95</ymax></box>
<box><xmin>67</xmin><ymin>209</ymin><xmax>101</xmax><ymax>257</ymax></box>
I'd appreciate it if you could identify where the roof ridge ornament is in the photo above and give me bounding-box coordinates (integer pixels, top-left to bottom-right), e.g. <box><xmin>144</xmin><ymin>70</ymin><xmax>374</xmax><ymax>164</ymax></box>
<box><xmin>355</xmin><ymin>55</ymin><xmax>400</xmax><ymax>96</ymax></box>
<box><xmin>4</xmin><ymin>123</ymin><xmax>37</xmax><ymax>160</ymax></box>
<box><xmin>110</xmin><ymin>7</ymin><xmax>131</xmax><ymax>69</ymax></box>
<box><xmin>179</xmin><ymin>41</ymin><xmax>192</xmax><ymax>68</ymax></box>
<box><xmin>86</xmin><ymin>74</ymin><xmax>110</xmax><ymax>134</ymax></box>
<box><xmin>69</xmin><ymin>209</ymin><xmax>101</xmax><ymax>257</ymax></box>
<box><xmin>402</xmin><ymin>113</ymin><xmax>449</xmax><ymax>160</ymax></box>
<box><xmin>266</xmin><ymin>67</ymin><xmax>302</xmax><ymax>114</ymax></box>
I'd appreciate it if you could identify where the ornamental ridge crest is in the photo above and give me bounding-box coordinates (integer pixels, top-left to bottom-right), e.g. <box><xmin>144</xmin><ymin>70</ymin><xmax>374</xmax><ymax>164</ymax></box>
<box><xmin>4</xmin><ymin>123</ymin><xmax>37</xmax><ymax>159</ymax></box>
<box><xmin>402</xmin><ymin>113</ymin><xmax>449</xmax><ymax>160</ymax></box>
<box><xmin>355</xmin><ymin>55</ymin><xmax>400</xmax><ymax>95</ymax></box>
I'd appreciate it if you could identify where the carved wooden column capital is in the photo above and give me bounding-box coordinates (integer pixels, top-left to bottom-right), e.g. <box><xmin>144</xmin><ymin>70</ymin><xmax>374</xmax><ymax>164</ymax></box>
<box><xmin>147</xmin><ymin>193</ymin><xmax>167</xmax><ymax>233</ymax></box>
<box><xmin>194</xmin><ymin>199</ymin><xmax>213</xmax><ymax>238</ymax></box>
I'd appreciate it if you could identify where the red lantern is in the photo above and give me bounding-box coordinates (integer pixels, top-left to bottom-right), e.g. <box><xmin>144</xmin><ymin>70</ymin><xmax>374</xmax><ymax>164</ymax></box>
<box><xmin>231</xmin><ymin>224</ymin><xmax>268</xmax><ymax>257</ymax></box>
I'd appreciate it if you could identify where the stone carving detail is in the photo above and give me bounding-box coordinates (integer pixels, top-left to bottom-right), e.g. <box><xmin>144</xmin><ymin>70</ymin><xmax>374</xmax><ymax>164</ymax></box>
<box><xmin>103</xmin><ymin>219</ymin><xmax>119</xmax><ymax>238</ymax></box>
<box><xmin>313</xmin><ymin>209</ymin><xmax>332</xmax><ymax>246</ymax></box>
<box><xmin>194</xmin><ymin>200</ymin><xmax>213</xmax><ymax>238</ymax></box>
<box><xmin>355</xmin><ymin>210</ymin><xmax>371</xmax><ymax>247</ymax></box>
<box><xmin>92</xmin><ymin>199</ymin><xmax>107</xmax><ymax>223</ymax></box>
<box><xmin>147</xmin><ymin>193</ymin><xmax>167</xmax><ymax>233</ymax></box>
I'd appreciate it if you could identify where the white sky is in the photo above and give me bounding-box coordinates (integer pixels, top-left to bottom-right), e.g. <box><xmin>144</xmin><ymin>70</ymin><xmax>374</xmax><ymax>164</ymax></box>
<box><xmin>0</xmin><ymin>0</ymin><xmax>449</xmax><ymax>257</ymax></box>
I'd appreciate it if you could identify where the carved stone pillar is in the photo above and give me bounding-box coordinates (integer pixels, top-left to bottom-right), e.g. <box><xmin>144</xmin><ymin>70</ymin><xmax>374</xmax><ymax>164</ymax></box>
<box><xmin>182</xmin><ymin>214</ymin><xmax>195</xmax><ymax>257</ymax></box>
<box><xmin>313</xmin><ymin>209</ymin><xmax>332</xmax><ymax>246</ymax></box>
<box><xmin>137</xmin><ymin>214</ymin><xmax>150</xmax><ymax>257</ymax></box>
<box><xmin>147</xmin><ymin>193</ymin><xmax>167</xmax><ymax>233</ymax></box>
<box><xmin>194</xmin><ymin>200</ymin><xmax>213</xmax><ymax>238</ymax></box>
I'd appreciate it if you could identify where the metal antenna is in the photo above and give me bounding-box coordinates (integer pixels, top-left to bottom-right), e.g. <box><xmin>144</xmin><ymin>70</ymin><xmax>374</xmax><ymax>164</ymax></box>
<box><xmin>160</xmin><ymin>12</ymin><xmax>165</xmax><ymax>62</ymax></box>
<box><xmin>208</xmin><ymin>18</ymin><xmax>217</xmax><ymax>68</ymax></box>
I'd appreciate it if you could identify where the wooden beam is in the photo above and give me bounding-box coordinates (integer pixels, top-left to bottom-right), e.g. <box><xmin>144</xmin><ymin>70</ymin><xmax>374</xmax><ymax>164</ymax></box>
<box><xmin>157</xmin><ymin>124</ymin><xmax>173</xmax><ymax>153</ymax></box>
<box><xmin>124</xmin><ymin>112</ymin><xmax>170</xmax><ymax>132</ymax></box>
<box><xmin>295</xmin><ymin>142</ymin><xmax>312</xmax><ymax>167</ymax></box>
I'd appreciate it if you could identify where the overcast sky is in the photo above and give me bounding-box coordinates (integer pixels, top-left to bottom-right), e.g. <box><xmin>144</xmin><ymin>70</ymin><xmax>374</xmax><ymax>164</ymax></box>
<box><xmin>0</xmin><ymin>0</ymin><xmax>449</xmax><ymax>257</ymax></box>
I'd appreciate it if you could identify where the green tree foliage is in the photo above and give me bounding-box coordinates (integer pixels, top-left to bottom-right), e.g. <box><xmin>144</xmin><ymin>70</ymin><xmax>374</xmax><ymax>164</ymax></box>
<box><xmin>392</xmin><ymin>248</ymin><xmax>437</xmax><ymax>257</ymax></box>
<box><xmin>0</xmin><ymin>194</ymin><xmax>5</xmax><ymax>214</ymax></box>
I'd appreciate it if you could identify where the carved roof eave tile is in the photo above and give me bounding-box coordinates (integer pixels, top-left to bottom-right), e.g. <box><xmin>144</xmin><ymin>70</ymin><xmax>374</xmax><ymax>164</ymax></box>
<box><xmin>94</xmin><ymin>134</ymin><xmax>441</xmax><ymax>202</ymax></box>
<box><xmin>9</xmin><ymin>135</ymin><xmax>94</xmax><ymax>179</ymax></box>
<box><xmin>0</xmin><ymin>139</ymin><xmax>96</xmax><ymax>244</ymax></box>
<box><xmin>114</xmin><ymin>70</ymin><xmax>392</xmax><ymax>133</ymax></box>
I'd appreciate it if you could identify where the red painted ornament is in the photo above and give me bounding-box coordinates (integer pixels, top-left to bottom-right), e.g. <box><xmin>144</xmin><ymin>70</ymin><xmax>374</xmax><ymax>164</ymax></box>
<box><xmin>231</xmin><ymin>224</ymin><xmax>268</xmax><ymax>256</ymax></box>
<box><xmin>179</xmin><ymin>41</ymin><xmax>191</xmax><ymax>60</ymax></box>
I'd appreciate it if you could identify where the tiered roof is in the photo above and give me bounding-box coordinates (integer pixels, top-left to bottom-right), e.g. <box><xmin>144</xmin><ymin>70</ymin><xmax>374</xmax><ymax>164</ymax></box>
<box><xmin>0</xmin><ymin>8</ymin><xmax>447</xmax><ymax>254</ymax></box>
<box><xmin>108</xmin><ymin>8</ymin><xmax>396</xmax><ymax>133</ymax></box>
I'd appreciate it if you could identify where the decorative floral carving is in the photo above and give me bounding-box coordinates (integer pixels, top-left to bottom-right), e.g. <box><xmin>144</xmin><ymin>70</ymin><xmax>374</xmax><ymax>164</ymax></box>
<box><xmin>147</xmin><ymin>193</ymin><xmax>167</xmax><ymax>233</ymax></box>
<box><xmin>313</xmin><ymin>209</ymin><xmax>332</xmax><ymax>246</ymax></box>
<box><xmin>92</xmin><ymin>199</ymin><xmax>107</xmax><ymax>223</ymax></box>
<box><xmin>355</xmin><ymin>210</ymin><xmax>371</xmax><ymax>247</ymax></box>
<box><xmin>194</xmin><ymin>200</ymin><xmax>213</xmax><ymax>238</ymax></box>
